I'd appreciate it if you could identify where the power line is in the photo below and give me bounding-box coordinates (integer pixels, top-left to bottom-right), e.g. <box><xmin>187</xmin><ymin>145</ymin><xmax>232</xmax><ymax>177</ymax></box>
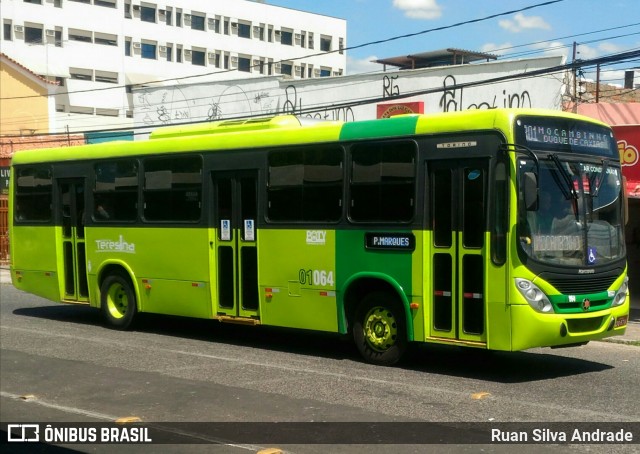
<box><xmin>4</xmin><ymin>48</ymin><xmax>638</xmax><ymax>143</ymax></box>
<box><xmin>0</xmin><ymin>0</ymin><xmax>566</xmax><ymax>101</ymax></box>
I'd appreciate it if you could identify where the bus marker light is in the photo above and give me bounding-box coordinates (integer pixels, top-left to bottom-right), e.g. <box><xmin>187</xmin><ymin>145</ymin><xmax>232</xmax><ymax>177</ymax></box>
<box><xmin>410</xmin><ymin>302</ymin><xmax>420</xmax><ymax>309</ymax></box>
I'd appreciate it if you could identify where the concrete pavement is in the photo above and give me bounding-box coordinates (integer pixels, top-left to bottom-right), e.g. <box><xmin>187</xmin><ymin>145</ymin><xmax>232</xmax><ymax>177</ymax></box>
<box><xmin>1</xmin><ymin>266</ymin><xmax>638</xmax><ymax>344</ymax></box>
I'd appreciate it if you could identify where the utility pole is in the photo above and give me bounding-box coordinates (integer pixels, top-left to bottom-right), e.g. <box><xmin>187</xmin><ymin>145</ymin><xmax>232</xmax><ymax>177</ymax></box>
<box><xmin>572</xmin><ymin>42</ymin><xmax>578</xmax><ymax>113</ymax></box>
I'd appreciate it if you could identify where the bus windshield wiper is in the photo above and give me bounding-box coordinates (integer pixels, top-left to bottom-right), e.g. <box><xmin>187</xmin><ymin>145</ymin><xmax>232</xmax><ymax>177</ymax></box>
<box><xmin>548</xmin><ymin>154</ymin><xmax>578</xmax><ymax>200</ymax></box>
<box><xmin>590</xmin><ymin>158</ymin><xmax>609</xmax><ymax>198</ymax></box>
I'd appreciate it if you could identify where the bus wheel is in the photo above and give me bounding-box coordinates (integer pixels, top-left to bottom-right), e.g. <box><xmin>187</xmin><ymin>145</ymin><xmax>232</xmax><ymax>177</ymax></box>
<box><xmin>101</xmin><ymin>273</ymin><xmax>137</xmax><ymax>330</ymax></box>
<box><xmin>353</xmin><ymin>292</ymin><xmax>407</xmax><ymax>366</ymax></box>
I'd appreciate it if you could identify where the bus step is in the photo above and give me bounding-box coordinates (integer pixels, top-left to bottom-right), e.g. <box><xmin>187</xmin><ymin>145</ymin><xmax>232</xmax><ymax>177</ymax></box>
<box><xmin>216</xmin><ymin>315</ymin><xmax>261</xmax><ymax>326</ymax></box>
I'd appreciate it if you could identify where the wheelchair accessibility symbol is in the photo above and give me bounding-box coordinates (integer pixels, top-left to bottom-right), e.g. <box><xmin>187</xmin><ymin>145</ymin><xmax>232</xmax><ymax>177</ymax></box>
<box><xmin>587</xmin><ymin>246</ymin><xmax>597</xmax><ymax>265</ymax></box>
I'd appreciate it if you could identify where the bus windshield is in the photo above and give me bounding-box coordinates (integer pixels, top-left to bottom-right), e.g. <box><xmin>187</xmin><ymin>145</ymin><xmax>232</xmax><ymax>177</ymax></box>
<box><xmin>517</xmin><ymin>156</ymin><xmax>626</xmax><ymax>267</ymax></box>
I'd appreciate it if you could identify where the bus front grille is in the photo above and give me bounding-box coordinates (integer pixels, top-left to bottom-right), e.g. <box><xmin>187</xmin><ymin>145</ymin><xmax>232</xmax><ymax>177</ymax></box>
<box><xmin>543</xmin><ymin>275</ymin><xmax>617</xmax><ymax>295</ymax></box>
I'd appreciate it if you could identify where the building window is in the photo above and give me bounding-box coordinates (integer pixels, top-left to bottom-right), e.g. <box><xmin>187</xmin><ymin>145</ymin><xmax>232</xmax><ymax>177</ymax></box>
<box><xmin>280</xmin><ymin>63</ymin><xmax>292</xmax><ymax>76</ymax></box>
<box><xmin>69</xmin><ymin>67</ymin><xmax>93</xmax><ymax>81</ymax></box>
<box><xmin>95</xmin><ymin>70</ymin><xmax>118</xmax><ymax>83</ymax></box>
<box><xmin>320</xmin><ymin>68</ymin><xmax>331</xmax><ymax>77</ymax></box>
<box><xmin>55</xmin><ymin>29</ymin><xmax>62</xmax><ymax>47</ymax></box>
<box><xmin>339</xmin><ymin>38</ymin><xmax>344</xmax><ymax>55</ymax></box>
<box><xmin>141</xmin><ymin>42</ymin><xmax>156</xmax><ymax>59</ymax></box>
<box><xmin>238</xmin><ymin>22</ymin><xmax>251</xmax><ymax>39</ymax></box>
<box><xmin>191</xmin><ymin>13</ymin><xmax>205</xmax><ymax>31</ymax></box>
<box><xmin>191</xmin><ymin>49</ymin><xmax>205</xmax><ymax>66</ymax></box>
<box><xmin>23</xmin><ymin>0</ymin><xmax>43</xmax><ymax>4</ymax></box>
<box><xmin>54</xmin><ymin>0</ymin><xmax>61</xmax><ymax>7</ymax></box>
<box><xmin>238</xmin><ymin>56</ymin><xmax>251</xmax><ymax>72</ymax></box>
<box><xmin>140</xmin><ymin>6</ymin><xmax>156</xmax><ymax>23</ymax></box>
<box><xmin>124</xmin><ymin>3</ymin><xmax>131</xmax><ymax>18</ymax></box>
<box><xmin>165</xmin><ymin>8</ymin><xmax>172</xmax><ymax>26</ymax></box>
<box><xmin>69</xmin><ymin>0</ymin><xmax>90</xmax><ymax>3</ymax></box>
<box><xmin>176</xmin><ymin>9</ymin><xmax>182</xmax><ymax>27</ymax></box>
<box><xmin>3</xmin><ymin>23</ymin><xmax>11</xmax><ymax>41</ymax></box>
<box><xmin>165</xmin><ymin>44</ymin><xmax>173</xmax><ymax>62</ymax></box>
<box><xmin>124</xmin><ymin>38</ymin><xmax>131</xmax><ymax>56</ymax></box>
<box><xmin>308</xmin><ymin>32</ymin><xmax>314</xmax><ymax>49</ymax></box>
<box><xmin>177</xmin><ymin>45</ymin><xmax>182</xmax><ymax>63</ymax></box>
<box><xmin>212</xmin><ymin>18</ymin><xmax>221</xmax><ymax>33</ymax></box>
<box><xmin>69</xmin><ymin>29</ymin><xmax>92</xmax><ymax>43</ymax></box>
<box><xmin>320</xmin><ymin>36</ymin><xmax>332</xmax><ymax>52</ymax></box>
<box><xmin>94</xmin><ymin>32</ymin><xmax>117</xmax><ymax>46</ymax></box>
<box><xmin>24</xmin><ymin>26</ymin><xmax>43</xmax><ymax>44</ymax></box>
<box><xmin>280</xmin><ymin>30</ymin><xmax>293</xmax><ymax>46</ymax></box>
<box><xmin>95</xmin><ymin>0</ymin><xmax>116</xmax><ymax>8</ymax></box>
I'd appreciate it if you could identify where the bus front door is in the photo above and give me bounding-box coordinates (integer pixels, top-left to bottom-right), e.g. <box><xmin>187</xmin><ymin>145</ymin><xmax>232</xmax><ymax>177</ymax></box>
<box><xmin>57</xmin><ymin>178</ymin><xmax>89</xmax><ymax>303</ymax></box>
<box><xmin>212</xmin><ymin>172</ymin><xmax>260</xmax><ymax>320</ymax></box>
<box><xmin>429</xmin><ymin>160</ymin><xmax>487</xmax><ymax>345</ymax></box>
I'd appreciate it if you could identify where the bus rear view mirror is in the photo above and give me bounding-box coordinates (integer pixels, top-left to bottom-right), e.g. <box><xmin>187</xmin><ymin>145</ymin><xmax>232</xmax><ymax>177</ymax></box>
<box><xmin>523</xmin><ymin>171</ymin><xmax>538</xmax><ymax>211</ymax></box>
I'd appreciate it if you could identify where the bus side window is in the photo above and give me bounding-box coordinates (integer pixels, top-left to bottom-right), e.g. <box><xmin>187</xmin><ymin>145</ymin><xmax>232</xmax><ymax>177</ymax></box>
<box><xmin>349</xmin><ymin>141</ymin><xmax>416</xmax><ymax>223</ymax></box>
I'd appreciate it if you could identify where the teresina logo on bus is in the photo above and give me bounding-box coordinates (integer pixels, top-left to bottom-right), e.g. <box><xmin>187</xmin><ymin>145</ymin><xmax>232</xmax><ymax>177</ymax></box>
<box><xmin>365</xmin><ymin>233</ymin><xmax>415</xmax><ymax>251</ymax></box>
<box><xmin>95</xmin><ymin>235</ymin><xmax>136</xmax><ymax>254</ymax></box>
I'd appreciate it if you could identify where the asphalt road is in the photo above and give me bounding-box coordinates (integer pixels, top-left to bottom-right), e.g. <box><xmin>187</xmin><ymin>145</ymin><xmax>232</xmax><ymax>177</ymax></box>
<box><xmin>1</xmin><ymin>282</ymin><xmax>638</xmax><ymax>454</ymax></box>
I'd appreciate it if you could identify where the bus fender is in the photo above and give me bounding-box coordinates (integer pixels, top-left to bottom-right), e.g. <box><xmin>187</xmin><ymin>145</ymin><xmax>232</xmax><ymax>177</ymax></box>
<box><xmin>339</xmin><ymin>272</ymin><xmax>414</xmax><ymax>342</ymax></box>
<box><xmin>95</xmin><ymin>260</ymin><xmax>140</xmax><ymax>311</ymax></box>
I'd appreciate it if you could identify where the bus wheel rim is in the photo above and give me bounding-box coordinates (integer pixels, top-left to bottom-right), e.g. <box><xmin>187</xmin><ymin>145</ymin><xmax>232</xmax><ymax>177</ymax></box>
<box><xmin>106</xmin><ymin>283</ymin><xmax>128</xmax><ymax>319</ymax></box>
<box><xmin>363</xmin><ymin>306</ymin><xmax>397</xmax><ymax>352</ymax></box>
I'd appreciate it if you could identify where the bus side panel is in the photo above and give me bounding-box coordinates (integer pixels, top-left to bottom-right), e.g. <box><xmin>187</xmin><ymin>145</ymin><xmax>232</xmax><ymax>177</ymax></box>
<box><xmin>10</xmin><ymin>226</ymin><xmax>61</xmax><ymax>302</ymax></box>
<box><xmin>258</xmin><ymin>229</ymin><xmax>338</xmax><ymax>332</ymax></box>
<box><xmin>484</xmin><ymin>233</ymin><xmax>512</xmax><ymax>351</ymax></box>
<box><xmin>335</xmin><ymin>229</ymin><xmax>414</xmax><ymax>333</ymax></box>
<box><xmin>87</xmin><ymin>227</ymin><xmax>212</xmax><ymax>318</ymax></box>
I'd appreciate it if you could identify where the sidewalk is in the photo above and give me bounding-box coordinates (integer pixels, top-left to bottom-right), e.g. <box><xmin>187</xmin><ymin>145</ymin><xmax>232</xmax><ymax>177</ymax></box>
<box><xmin>2</xmin><ymin>266</ymin><xmax>638</xmax><ymax>344</ymax></box>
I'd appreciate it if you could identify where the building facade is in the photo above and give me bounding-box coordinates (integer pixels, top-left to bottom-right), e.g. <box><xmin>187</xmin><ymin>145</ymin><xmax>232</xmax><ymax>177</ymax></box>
<box><xmin>0</xmin><ymin>0</ymin><xmax>347</xmax><ymax>134</ymax></box>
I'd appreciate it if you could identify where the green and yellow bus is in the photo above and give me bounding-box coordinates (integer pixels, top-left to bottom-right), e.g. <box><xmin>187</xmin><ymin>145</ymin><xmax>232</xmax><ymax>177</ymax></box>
<box><xmin>8</xmin><ymin>108</ymin><xmax>630</xmax><ymax>365</ymax></box>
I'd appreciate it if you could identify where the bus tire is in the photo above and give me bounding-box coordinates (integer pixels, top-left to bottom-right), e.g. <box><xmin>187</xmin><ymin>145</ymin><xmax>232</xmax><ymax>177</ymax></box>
<box><xmin>353</xmin><ymin>292</ymin><xmax>407</xmax><ymax>366</ymax></box>
<box><xmin>100</xmin><ymin>272</ymin><xmax>137</xmax><ymax>330</ymax></box>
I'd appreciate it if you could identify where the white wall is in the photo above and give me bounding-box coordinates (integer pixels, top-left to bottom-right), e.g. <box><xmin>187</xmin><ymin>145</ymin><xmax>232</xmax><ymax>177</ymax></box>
<box><xmin>133</xmin><ymin>55</ymin><xmax>567</xmax><ymax>133</ymax></box>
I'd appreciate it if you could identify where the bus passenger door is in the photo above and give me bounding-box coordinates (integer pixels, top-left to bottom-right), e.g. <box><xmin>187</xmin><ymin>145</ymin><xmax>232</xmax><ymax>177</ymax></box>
<box><xmin>428</xmin><ymin>160</ymin><xmax>487</xmax><ymax>344</ymax></box>
<box><xmin>212</xmin><ymin>171</ymin><xmax>260</xmax><ymax>319</ymax></box>
<box><xmin>57</xmin><ymin>178</ymin><xmax>89</xmax><ymax>303</ymax></box>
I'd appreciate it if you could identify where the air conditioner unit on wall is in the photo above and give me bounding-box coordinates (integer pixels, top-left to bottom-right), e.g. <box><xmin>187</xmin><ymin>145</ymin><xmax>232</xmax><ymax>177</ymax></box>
<box><xmin>184</xmin><ymin>14</ymin><xmax>191</xmax><ymax>20</ymax></box>
<box><xmin>46</xmin><ymin>29</ymin><xmax>55</xmax><ymax>37</ymax></box>
<box><xmin>14</xmin><ymin>25</ymin><xmax>24</xmax><ymax>33</ymax></box>
<box><xmin>132</xmin><ymin>42</ymin><xmax>141</xmax><ymax>49</ymax></box>
<box><xmin>158</xmin><ymin>9</ymin><xmax>165</xmax><ymax>15</ymax></box>
<box><xmin>132</xmin><ymin>4</ymin><xmax>140</xmax><ymax>11</ymax></box>
<box><xmin>208</xmin><ymin>52</ymin><xmax>216</xmax><ymax>59</ymax></box>
<box><xmin>159</xmin><ymin>45</ymin><xmax>167</xmax><ymax>52</ymax></box>
<box><xmin>184</xmin><ymin>49</ymin><xmax>192</xmax><ymax>56</ymax></box>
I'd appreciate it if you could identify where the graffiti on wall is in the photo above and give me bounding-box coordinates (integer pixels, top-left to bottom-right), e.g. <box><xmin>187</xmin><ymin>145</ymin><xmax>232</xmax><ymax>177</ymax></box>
<box><xmin>439</xmin><ymin>75</ymin><xmax>533</xmax><ymax>112</ymax></box>
<box><xmin>133</xmin><ymin>57</ymin><xmax>563</xmax><ymax>129</ymax></box>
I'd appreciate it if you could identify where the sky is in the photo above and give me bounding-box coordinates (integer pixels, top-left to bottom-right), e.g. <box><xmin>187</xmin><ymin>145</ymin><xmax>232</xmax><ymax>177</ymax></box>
<box><xmin>266</xmin><ymin>0</ymin><xmax>640</xmax><ymax>85</ymax></box>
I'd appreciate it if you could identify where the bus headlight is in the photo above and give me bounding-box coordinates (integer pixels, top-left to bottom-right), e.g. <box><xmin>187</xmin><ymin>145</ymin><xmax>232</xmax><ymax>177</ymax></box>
<box><xmin>515</xmin><ymin>278</ymin><xmax>554</xmax><ymax>313</ymax></box>
<box><xmin>612</xmin><ymin>277</ymin><xmax>629</xmax><ymax>307</ymax></box>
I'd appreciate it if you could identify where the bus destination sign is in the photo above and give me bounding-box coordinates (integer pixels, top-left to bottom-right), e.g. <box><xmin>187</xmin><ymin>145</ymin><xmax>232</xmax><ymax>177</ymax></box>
<box><xmin>365</xmin><ymin>232</ymin><xmax>415</xmax><ymax>251</ymax></box>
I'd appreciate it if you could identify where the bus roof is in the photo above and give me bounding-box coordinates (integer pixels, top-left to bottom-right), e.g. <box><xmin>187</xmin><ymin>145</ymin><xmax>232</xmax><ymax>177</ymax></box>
<box><xmin>11</xmin><ymin>109</ymin><xmax>610</xmax><ymax>165</ymax></box>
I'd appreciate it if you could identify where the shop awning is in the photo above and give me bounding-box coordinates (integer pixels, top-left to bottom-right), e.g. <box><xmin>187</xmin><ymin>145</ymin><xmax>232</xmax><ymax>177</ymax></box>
<box><xmin>577</xmin><ymin>104</ymin><xmax>640</xmax><ymax>199</ymax></box>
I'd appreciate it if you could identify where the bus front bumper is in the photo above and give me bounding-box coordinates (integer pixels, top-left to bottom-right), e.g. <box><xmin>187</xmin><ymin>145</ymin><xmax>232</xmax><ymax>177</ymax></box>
<box><xmin>510</xmin><ymin>303</ymin><xmax>629</xmax><ymax>351</ymax></box>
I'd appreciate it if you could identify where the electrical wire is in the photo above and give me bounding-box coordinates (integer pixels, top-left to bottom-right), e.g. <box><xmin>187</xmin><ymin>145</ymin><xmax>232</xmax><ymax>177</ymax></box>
<box><xmin>1</xmin><ymin>0</ymin><xmax>567</xmax><ymax>101</ymax></box>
